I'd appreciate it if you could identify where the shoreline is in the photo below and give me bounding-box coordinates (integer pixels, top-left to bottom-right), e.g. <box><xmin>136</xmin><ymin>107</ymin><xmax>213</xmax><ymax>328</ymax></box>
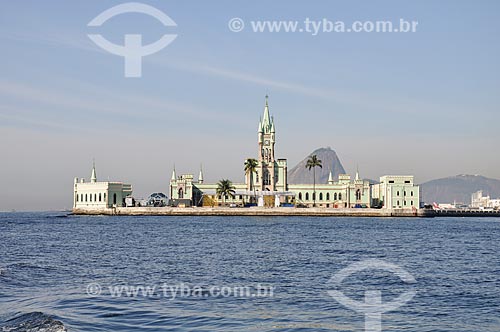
<box><xmin>72</xmin><ymin>207</ymin><xmax>436</xmax><ymax>218</ymax></box>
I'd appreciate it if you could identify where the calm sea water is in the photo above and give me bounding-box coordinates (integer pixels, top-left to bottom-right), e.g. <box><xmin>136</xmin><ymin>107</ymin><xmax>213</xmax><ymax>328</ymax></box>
<box><xmin>0</xmin><ymin>213</ymin><xmax>499</xmax><ymax>331</ymax></box>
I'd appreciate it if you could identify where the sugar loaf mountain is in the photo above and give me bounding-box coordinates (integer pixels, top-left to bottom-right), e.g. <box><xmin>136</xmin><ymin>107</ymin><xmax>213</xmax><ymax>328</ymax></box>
<box><xmin>288</xmin><ymin>147</ymin><xmax>346</xmax><ymax>184</ymax></box>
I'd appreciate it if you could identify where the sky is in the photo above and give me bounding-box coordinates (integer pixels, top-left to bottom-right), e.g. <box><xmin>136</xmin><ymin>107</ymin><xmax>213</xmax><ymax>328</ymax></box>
<box><xmin>0</xmin><ymin>0</ymin><xmax>499</xmax><ymax>211</ymax></box>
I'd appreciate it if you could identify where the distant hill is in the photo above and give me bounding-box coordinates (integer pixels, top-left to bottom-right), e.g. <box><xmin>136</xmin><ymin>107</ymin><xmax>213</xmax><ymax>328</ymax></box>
<box><xmin>421</xmin><ymin>174</ymin><xmax>500</xmax><ymax>204</ymax></box>
<box><xmin>288</xmin><ymin>147</ymin><xmax>346</xmax><ymax>184</ymax></box>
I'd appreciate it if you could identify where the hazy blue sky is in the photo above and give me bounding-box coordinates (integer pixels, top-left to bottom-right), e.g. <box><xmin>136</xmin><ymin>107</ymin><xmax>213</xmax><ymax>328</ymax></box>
<box><xmin>1</xmin><ymin>0</ymin><xmax>499</xmax><ymax>211</ymax></box>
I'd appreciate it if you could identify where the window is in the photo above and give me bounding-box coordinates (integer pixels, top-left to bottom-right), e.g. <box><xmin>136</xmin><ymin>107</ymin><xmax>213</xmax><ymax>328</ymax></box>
<box><xmin>411</xmin><ymin>201</ymin><xmax>414</xmax><ymax>206</ymax></box>
<box><xmin>81</xmin><ymin>194</ymin><xmax>83</xmax><ymax>202</ymax></box>
<box><xmin>113</xmin><ymin>193</ymin><xmax>117</xmax><ymax>205</ymax></box>
<box><xmin>404</xmin><ymin>191</ymin><xmax>406</xmax><ymax>196</ymax></box>
<box><xmin>298</xmin><ymin>192</ymin><xmax>302</xmax><ymax>200</ymax></box>
<box><xmin>411</xmin><ymin>191</ymin><xmax>414</xmax><ymax>196</ymax></box>
<box><xmin>312</xmin><ymin>193</ymin><xmax>316</xmax><ymax>201</ymax></box>
<box><xmin>339</xmin><ymin>193</ymin><xmax>342</xmax><ymax>200</ymax></box>
<box><xmin>397</xmin><ymin>191</ymin><xmax>400</xmax><ymax>196</ymax></box>
<box><xmin>405</xmin><ymin>180</ymin><xmax>411</xmax><ymax>184</ymax></box>
<box><xmin>178</xmin><ymin>188</ymin><xmax>184</xmax><ymax>199</ymax></box>
<box><xmin>334</xmin><ymin>193</ymin><xmax>337</xmax><ymax>200</ymax></box>
<box><xmin>305</xmin><ymin>192</ymin><xmax>309</xmax><ymax>201</ymax></box>
<box><xmin>404</xmin><ymin>200</ymin><xmax>407</xmax><ymax>205</ymax></box>
<box><xmin>90</xmin><ymin>194</ymin><xmax>92</xmax><ymax>202</ymax></box>
<box><xmin>356</xmin><ymin>189</ymin><xmax>361</xmax><ymax>200</ymax></box>
<box><xmin>99</xmin><ymin>193</ymin><xmax>102</xmax><ymax>202</ymax></box>
<box><xmin>85</xmin><ymin>194</ymin><xmax>88</xmax><ymax>202</ymax></box>
<box><xmin>389</xmin><ymin>180</ymin><xmax>395</xmax><ymax>184</ymax></box>
<box><xmin>397</xmin><ymin>200</ymin><xmax>400</xmax><ymax>206</ymax></box>
<box><xmin>76</xmin><ymin>195</ymin><xmax>79</xmax><ymax>202</ymax></box>
<box><xmin>319</xmin><ymin>193</ymin><xmax>323</xmax><ymax>201</ymax></box>
<box><xmin>104</xmin><ymin>193</ymin><xmax>106</xmax><ymax>202</ymax></box>
<box><xmin>326</xmin><ymin>193</ymin><xmax>330</xmax><ymax>200</ymax></box>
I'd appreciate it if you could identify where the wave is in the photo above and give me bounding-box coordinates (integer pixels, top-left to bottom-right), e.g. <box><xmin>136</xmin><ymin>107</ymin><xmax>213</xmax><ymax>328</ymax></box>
<box><xmin>1</xmin><ymin>312</ymin><xmax>66</xmax><ymax>332</ymax></box>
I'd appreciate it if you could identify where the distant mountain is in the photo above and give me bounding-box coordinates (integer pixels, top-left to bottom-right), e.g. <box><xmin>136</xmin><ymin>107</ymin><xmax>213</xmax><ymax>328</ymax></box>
<box><xmin>288</xmin><ymin>147</ymin><xmax>346</xmax><ymax>184</ymax></box>
<box><xmin>421</xmin><ymin>174</ymin><xmax>500</xmax><ymax>204</ymax></box>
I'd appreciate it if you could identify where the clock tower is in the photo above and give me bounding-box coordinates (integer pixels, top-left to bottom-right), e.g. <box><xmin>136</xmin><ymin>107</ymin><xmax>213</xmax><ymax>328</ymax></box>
<box><xmin>257</xmin><ymin>95</ymin><xmax>277</xmax><ymax>191</ymax></box>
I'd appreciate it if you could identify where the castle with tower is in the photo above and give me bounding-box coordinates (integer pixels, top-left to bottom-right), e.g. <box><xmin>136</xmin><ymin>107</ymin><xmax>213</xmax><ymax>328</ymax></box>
<box><xmin>169</xmin><ymin>96</ymin><xmax>375</xmax><ymax>208</ymax></box>
<box><xmin>73</xmin><ymin>96</ymin><xmax>420</xmax><ymax>210</ymax></box>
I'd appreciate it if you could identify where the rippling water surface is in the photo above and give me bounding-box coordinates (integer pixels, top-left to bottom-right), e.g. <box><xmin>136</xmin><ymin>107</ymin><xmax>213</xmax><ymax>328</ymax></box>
<box><xmin>1</xmin><ymin>213</ymin><xmax>499</xmax><ymax>331</ymax></box>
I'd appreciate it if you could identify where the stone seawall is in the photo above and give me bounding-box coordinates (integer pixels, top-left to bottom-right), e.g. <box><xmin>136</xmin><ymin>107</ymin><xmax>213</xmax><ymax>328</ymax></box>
<box><xmin>72</xmin><ymin>207</ymin><xmax>435</xmax><ymax>218</ymax></box>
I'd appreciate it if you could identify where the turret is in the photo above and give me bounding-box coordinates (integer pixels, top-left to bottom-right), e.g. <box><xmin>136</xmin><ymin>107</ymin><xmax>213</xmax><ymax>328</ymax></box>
<box><xmin>91</xmin><ymin>161</ymin><xmax>97</xmax><ymax>183</ymax></box>
<box><xmin>328</xmin><ymin>171</ymin><xmax>333</xmax><ymax>184</ymax></box>
<box><xmin>198</xmin><ymin>164</ymin><xmax>204</xmax><ymax>184</ymax></box>
<box><xmin>171</xmin><ymin>166</ymin><xmax>176</xmax><ymax>181</ymax></box>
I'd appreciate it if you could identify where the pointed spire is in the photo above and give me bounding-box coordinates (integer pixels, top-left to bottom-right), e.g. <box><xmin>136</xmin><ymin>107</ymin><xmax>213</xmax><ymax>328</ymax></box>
<box><xmin>261</xmin><ymin>95</ymin><xmax>272</xmax><ymax>133</ymax></box>
<box><xmin>355</xmin><ymin>165</ymin><xmax>360</xmax><ymax>181</ymax></box>
<box><xmin>171</xmin><ymin>165</ymin><xmax>176</xmax><ymax>181</ymax></box>
<box><xmin>198</xmin><ymin>164</ymin><xmax>204</xmax><ymax>184</ymax></box>
<box><xmin>328</xmin><ymin>171</ymin><xmax>333</xmax><ymax>184</ymax></box>
<box><xmin>90</xmin><ymin>159</ymin><xmax>97</xmax><ymax>183</ymax></box>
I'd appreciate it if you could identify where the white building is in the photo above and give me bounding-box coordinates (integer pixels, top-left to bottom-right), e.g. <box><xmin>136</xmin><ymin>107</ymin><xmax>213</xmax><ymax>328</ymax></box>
<box><xmin>73</xmin><ymin>163</ymin><xmax>132</xmax><ymax>209</ymax></box>
<box><xmin>471</xmin><ymin>191</ymin><xmax>500</xmax><ymax>209</ymax></box>
<box><xmin>371</xmin><ymin>175</ymin><xmax>420</xmax><ymax>210</ymax></box>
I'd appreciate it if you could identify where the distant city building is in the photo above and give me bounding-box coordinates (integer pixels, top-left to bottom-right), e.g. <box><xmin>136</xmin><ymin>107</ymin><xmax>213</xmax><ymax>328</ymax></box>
<box><xmin>169</xmin><ymin>97</ymin><xmax>413</xmax><ymax>209</ymax></box>
<box><xmin>371</xmin><ymin>175</ymin><xmax>420</xmax><ymax>210</ymax></box>
<box><xmin>471</xmin><ymin>191</ymin><xmax>500</xmax><ymax>209</ymax></box>
<box><xmin>73</xmin><ymin>163</ymin><xmax>132</xmax><ymax>209</ymax></box>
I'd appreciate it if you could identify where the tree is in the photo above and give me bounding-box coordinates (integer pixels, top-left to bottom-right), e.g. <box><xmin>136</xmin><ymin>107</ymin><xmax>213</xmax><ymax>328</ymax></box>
<box><xmin>216</xmin><ymin>179</ymin><xmax>236</xmax><ymax>207</ymax></box>
<box><xmin>306</xmin><ymin>154</ymin><xmax>322</xmax><ymax>207</ymax></box>
<box><xmin>244</xmin><ymin>158</ymin><xmax>259</xmax><ymax>203</ymax></box>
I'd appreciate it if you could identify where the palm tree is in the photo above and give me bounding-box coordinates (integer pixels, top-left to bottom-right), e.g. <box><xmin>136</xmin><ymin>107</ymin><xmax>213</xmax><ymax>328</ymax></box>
<box><xmin>216</xmin><ymin>179</ymin><xmax>236</xmax><ymax>207</ymax></box>
<box><xmin>244</xmin><ymin>158</ymin><xmax>259</xmax><ymax>203</ymax></box>
<box><xmin>306</xmin><ymin>154</ymin><xmax>322</xmax><ymax>207</ymax></box>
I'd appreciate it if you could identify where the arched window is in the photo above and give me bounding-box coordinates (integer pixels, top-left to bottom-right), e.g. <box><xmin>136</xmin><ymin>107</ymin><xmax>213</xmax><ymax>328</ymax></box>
<box><xmin>305</xmin><ymin>192</ymin><xmax>309</xmax><ymax>201</ymax></box>
<box><xmin>326</xmin><ymin>193</ymin><xmax>330</xmax><ymax>200</ymax></box>
<box><xmin>113</xmin><ymin>193</ymin><xmax>117</xmax><ymax>205</ymax></box>
<box><xmin>356</xmin><ymin>189</ymin><xmax>361</xmax><ymax>200</ymax></box>
<box><xmin>99</xmin><ymin>193</ymin><xmax>102</xmax><ymax>202</ymax></box>
<box><xmin>90</xmin><ymin>194</ymin><xmax>92</xmax><ymax>202</ymax></box>
<box><xmin>298</xmin><ymin>192</ymin><xmax>302</xmax><ymax>200</ymax></box>
<box><xmin>411</xmin><ymin>191</ymin><xmax>414</xmax><ymax>196</ymax></box>
<box><xmin>104</xmin><ymin>193</ymin><xmax>106</xmax><ymax>202</ymax></box>
<box><xmin>178</xmin><ymin>188</ymin><xmax>184</xmax><ymax>199</ymax></box>
<box><xmin>312</xmin><ymin>193</ymin><xmax>316</xmax><ymax>201</ymax></box>
<box><xmin>397</xmin><ymin>191</ymin><xmax>400</xmax><ymax>196</ymax></box>
<box><xmin>339</xmin><ymin>193</ymin><xmax>342</xmax><ymax>200</ymax></box>
<box><xmin>76</xmin><ymin>194</ymin><xmax>79</xmax><ymax>202</ymax></box>
<box><xmin>334</xmin><ymin>193</ymin><xmax>337</xmax><ymax>200</ymax></box>
<box><xmin>397</xmin><ymin>200</ymin><xmax>400</xmax><ymax>206</ymax></box>
<box><xmin>81</xmin><ymin>194</ymin><xmax>83</xmax><ymax>202</ymax></box>
<box><xmin>85</xmin><ymin>194</ymin><xmax>88</xmax><ymax>202</ymax></box>
<box><xmin>319</xmin><ymin>193</ymin><xmax>323</xmax><ymax>201</ymax></box>
<box><xmin>94</xmin><ymin>194</ymin><xmax>97</xmax><ymax>202</ymax></box>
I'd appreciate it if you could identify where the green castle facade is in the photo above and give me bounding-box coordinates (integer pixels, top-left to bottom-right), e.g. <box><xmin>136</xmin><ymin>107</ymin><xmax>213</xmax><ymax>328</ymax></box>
<box><xmin>169</xmin><ymin>97</ymin><xmax>373</xmax><ymax>208</ymax></box>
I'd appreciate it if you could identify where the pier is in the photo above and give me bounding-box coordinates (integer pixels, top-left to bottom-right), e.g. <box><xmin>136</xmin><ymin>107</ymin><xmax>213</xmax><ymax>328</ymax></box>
<box><xmin>435</xmin><ymin>209</ymin><xmax>500</xmax><ymax>217</ymax></box>
<box><xmin>72</xmin><ymin>207</ymin><xmax>436</xmax><ymax>218</ymax></box>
